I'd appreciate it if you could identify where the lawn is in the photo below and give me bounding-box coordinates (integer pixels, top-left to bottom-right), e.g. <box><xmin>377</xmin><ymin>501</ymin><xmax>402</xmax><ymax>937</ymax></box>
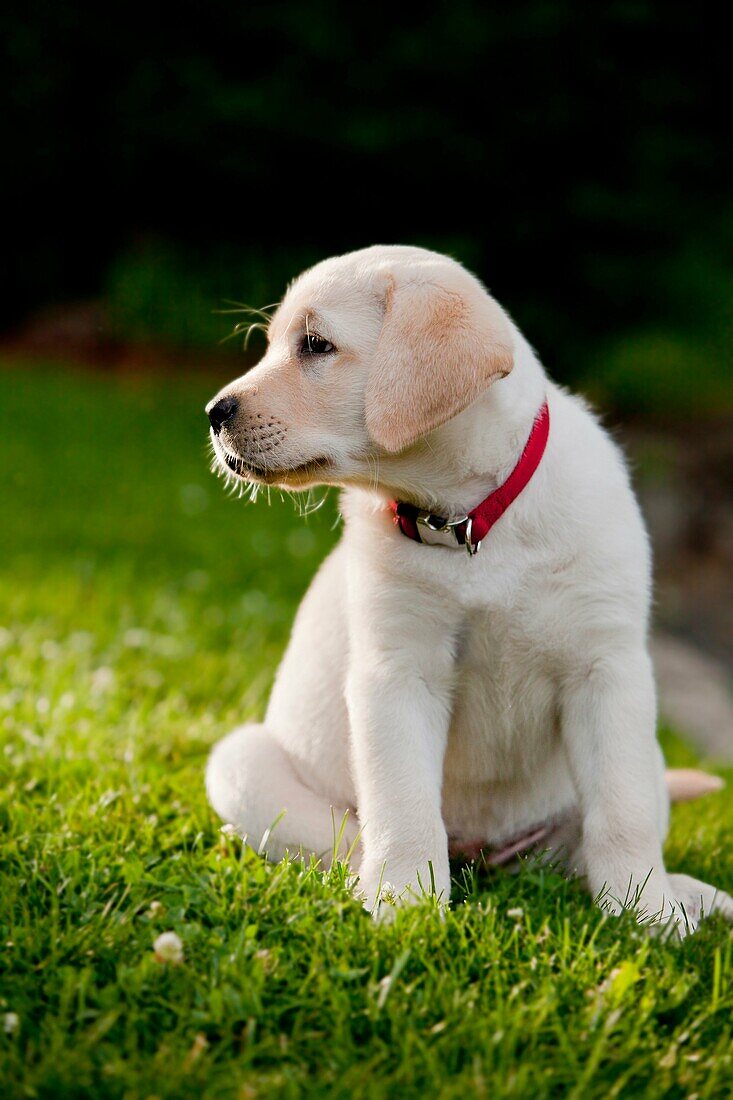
<box><xmin>1</xmin><ymin>363</ymin><xmax>732</xmax><ymax>1099</ymax></box>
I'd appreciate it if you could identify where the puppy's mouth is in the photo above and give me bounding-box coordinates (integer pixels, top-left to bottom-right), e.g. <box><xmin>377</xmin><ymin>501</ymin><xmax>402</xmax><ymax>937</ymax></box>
<box><xmin>213</xmin><ymin>437</ymin><xmax>334</xmax><ymax>485</ymax></box>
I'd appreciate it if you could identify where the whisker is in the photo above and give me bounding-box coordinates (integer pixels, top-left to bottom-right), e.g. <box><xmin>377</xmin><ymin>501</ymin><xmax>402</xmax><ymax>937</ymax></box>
<box><xmin>215</xmin><ymin>299</ymin><xmax>278</xmax><ymax>348</ymax></box>
<box><xmin>302</xmin><ymin>488</ymin><xmax>329</xmax><ymax>516</ymax></box>
<box><xmin>216</xmin><ymin>300</ymin><xmax>279</xmax><ymax>319</ymax></box>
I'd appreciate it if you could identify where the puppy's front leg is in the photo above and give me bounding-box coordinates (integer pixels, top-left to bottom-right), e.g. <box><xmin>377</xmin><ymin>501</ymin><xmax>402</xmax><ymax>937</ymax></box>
<box><xmin>345</xmin><ymin>566</ymin><xmax>460</xmax><ymax>914</ymax></box>
<box><xmin>561</xmin><ymin>646</ymin><xmax>685</xmax><ymax>932</ymax></box>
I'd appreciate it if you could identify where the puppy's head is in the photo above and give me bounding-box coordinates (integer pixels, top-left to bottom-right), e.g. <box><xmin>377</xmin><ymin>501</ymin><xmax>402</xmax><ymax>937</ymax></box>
<box><xmin>206</xmin><ymin>245</ymin><xmax>513</xmax><ymax>491</ymax></box>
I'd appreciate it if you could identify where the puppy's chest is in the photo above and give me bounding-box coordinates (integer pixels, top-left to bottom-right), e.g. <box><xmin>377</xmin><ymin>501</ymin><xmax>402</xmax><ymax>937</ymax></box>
<box><xmin>446</xmin><ymin>609</ymin><xmax>560</xmax><ymax>783</ymax></box>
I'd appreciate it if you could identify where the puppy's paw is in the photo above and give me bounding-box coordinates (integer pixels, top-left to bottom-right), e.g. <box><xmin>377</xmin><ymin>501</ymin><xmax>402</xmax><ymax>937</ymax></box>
<box><xmin>664</xmin><ymin>873</ymin><xmax>733</xmax><ymax>932</ymax></box>
<box><xmin>596</xmin><ymin>872</ymin><xmax>733</xmax><ymax>939</ymax></box>
<box><xmin>356</xmin><ymin>857</ymin><xmax>451</xmax><ymax>920</ymax></box>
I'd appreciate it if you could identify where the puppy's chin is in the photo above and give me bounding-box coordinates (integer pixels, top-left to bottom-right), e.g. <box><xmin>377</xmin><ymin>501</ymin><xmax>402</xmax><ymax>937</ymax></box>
<box><xmin>212</xmin><ymin>437</ymin><xmax>334</xmax><ymax>490</ymax></box>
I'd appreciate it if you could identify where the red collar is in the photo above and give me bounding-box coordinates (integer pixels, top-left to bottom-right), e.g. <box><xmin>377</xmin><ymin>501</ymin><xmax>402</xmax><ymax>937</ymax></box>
<box><xmin>389</xmin><ymin>400</ymin><xmax>550</xmax><ymax>556</ymax></box>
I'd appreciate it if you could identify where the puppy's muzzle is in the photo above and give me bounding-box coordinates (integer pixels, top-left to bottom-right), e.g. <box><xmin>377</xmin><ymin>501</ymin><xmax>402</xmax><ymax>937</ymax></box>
<box><xmin>207</xmin><ymin>396</ymin><xmax>238</xmax><ymax>436</ymax></box>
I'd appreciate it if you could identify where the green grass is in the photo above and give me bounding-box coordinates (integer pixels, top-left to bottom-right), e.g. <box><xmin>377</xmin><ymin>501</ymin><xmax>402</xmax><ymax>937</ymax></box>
<box><xmin>1</xmin><ymin>363</ymin><xmax>732</xmax><ymax>1099</ymax></box>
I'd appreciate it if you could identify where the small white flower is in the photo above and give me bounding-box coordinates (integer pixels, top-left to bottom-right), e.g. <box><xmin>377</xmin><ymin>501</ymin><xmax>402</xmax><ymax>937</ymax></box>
<box><xmin>376</xmin><ymin>975</ymin><xmax>393</xmax><ymax>1009</ymax></box>
<box><xmin>91</xmin><ymin>667</ymin><xmax>115</xmax><ymax>693</ymax></box>
<box><xmin>3</xmin><ymin>1012</ymin><xmax>19</xmax><ymax>1035</ymax></box>
<box><xmin>153</xmin><ymin>931</ymin><xmax>184</xmax><ymax>965</ymax></box>
<box><xmin>98</xmin><ymin>789</ymin><xmax>121</xmax><ymax>810</ymax></box>
<box><xmin>220</xmin><ymin>823</ymin><xmax>237</xmax><ymax>836</ymax></box>
<box><xmin>507</xmin><ymin>907</ymin><xmax>524</xmax><ymax>919</ymax></box>
<box><xmin>379</xmin><ymin>881</ymin><xmax>397</xmax><ymax>902</ymax></box>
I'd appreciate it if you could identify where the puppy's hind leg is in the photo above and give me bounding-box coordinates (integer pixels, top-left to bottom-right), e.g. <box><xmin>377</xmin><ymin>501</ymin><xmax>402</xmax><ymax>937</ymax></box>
<box><xmin>206</xmin><ymin>724</ymin><xmax>360</xmax><ymax>865</ymax></box>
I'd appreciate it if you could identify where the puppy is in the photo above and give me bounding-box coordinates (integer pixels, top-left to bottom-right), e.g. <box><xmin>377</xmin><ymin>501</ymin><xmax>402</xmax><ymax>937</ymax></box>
<box><xmin>205</xmin><ymin>245</ymin><xmax>731</xmax><ymax>935</ymax></box>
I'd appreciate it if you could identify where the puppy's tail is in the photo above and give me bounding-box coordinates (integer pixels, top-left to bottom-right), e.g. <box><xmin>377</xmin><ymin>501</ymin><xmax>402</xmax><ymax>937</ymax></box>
<box><xmin>665</xmin><ymin>768</ymin><xmax>725</xmax><ymax>803</ymax></box>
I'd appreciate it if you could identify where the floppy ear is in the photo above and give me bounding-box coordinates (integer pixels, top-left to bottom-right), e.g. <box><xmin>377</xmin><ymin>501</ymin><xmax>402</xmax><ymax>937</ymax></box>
<box><xmin>364</xmin><ymin>273</ymin><xmax>513</xmax><ymax>453</ymax></box>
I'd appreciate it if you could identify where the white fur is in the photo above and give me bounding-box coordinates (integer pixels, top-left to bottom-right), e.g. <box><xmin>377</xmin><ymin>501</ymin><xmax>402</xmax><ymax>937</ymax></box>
<box><xmin>205</xmin><ymin>246</ymin><xmax>732</xmax><ymax>936</ymax></box>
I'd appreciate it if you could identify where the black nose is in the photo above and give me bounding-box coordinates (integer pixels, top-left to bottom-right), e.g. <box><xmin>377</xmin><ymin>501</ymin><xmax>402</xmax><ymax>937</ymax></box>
<box><xmin>207</xmin><ymin>395</ymin><xmax>238</xmax><ymax>435</ymax></box>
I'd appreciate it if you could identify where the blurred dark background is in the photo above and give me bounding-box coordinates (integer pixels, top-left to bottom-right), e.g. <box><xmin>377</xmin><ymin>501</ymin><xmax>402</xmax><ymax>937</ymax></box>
<box><xmin>2</xmin><ymin>0</ymin><xmax>732</xmax><ymax>415</ymax></box>
<box><xmin>1</xmin><ymin>1</ymin><xmax>732</xmax><ymax>732</ymax></box>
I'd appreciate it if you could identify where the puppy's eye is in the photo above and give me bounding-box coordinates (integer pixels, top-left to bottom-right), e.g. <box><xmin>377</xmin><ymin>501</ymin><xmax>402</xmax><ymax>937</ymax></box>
<box><xmin>300</xmin><ymin>332</ymin><xmax>335</xmax><ymax>356</ymax></box>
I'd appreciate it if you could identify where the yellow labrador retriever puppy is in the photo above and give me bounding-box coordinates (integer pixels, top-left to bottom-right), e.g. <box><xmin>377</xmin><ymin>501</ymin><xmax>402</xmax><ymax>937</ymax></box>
<box><xmin>205</xmin><ymin>245</ymin><xmax>730</xmax><ymax>935</ymax></box>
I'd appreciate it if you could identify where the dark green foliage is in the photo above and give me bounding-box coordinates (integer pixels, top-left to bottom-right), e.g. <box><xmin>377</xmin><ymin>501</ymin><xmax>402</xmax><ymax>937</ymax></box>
<box><xmin>2</xmin><ymin>3</ymin><xmax>732</xmax><ymax>405</ymax></box>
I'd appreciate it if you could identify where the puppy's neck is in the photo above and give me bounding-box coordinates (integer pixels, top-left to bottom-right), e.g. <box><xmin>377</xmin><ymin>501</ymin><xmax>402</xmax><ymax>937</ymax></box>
<box><xmin>369</xmin><ymin>333</ymin><xmax>549</xmax><ymax>517</ymax></box>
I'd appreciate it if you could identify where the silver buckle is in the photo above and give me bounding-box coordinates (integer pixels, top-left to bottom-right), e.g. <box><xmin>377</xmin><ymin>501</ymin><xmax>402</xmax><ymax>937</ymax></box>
<box><xmin>464</xmin><ymin>516</ymin><xmax>482</xmax><ymax>557</ymax></box>
<box><xmin>414</xmin><ymin>511</ymin><xmax>480</xmax><ymax>555</ymax></box>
